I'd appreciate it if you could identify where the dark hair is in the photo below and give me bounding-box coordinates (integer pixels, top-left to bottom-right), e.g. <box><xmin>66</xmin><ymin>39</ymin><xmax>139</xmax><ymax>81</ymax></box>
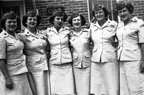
<box><xmin>49</xmin><ymin>11</ymin><xmax>67</xmax><ymax>24</ymax></box>
<box><xmin>22</xmin><ymin>11</ymin><xmax>41</xmax><ymax>27</ymax></box>
<box><xmin>116</xmin><ymin>0</ymin><xmax>134</xmax><ymax>14</ymax></box>
<box><xmin>92</xmin><ymin>5</ymin><xmax>109</xmax><ymax>18</ymax></box>
<box><xmin>1</xmin><ymin>11</ymin><xmax>19</xmax><ymax>30</ymax></box>
<box><xmin>68</xmin><ymin>12</ymin><xmax>86</xmax><ymax>26</ymax></box>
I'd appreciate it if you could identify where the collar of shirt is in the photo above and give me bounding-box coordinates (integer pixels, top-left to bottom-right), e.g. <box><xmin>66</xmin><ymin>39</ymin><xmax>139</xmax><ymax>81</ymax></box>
<box><xmin>49</xmin><ymin>26</ymin><xmax>69</xmax><ymax>34</ymax></box>
<box><xmin>71</xmin><ymin>28</ymin><xmax>86</xmax><ymax>37</ymax></box>
<box><xmin>24</xmin><ymin>28</ymin><xmax>40</xmax><ymax>39</ymax></box>
<box><xmin>1</xmin><ymin>29</ymin><xmax>19</xmax><ymax>40</ymax></box>
<box><xmin>118</xmin><ymin>16</ymin><xmax>138</xmax><ymax>28</ymax></box>
<box><xmin>93</xmin><ymin>19</ymin><xmax>111</xmax><ymax>29</ymax></box>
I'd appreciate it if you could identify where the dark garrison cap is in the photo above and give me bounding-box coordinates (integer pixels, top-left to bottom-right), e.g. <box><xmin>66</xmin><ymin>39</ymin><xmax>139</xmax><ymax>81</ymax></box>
<box><xmin>2</xmin><ymin>11</ymin><xmax>17</xmax><ymax>20</ymax></box>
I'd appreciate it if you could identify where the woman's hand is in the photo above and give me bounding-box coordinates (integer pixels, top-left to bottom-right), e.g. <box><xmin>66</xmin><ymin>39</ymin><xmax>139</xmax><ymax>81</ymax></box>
<box><xmin>5</xmin><ymin>77</ymin><xmax>13</xmax><ymax>89</ymax></box>
<box><xmin>140</xmin><ymin>61</ymin><xmax>144</xmax><ymax>73</ymax></box>
<box><xmin>140</xmin><ymin>43</ymin><xmax>144</xmax><ymax>73</ymax></box>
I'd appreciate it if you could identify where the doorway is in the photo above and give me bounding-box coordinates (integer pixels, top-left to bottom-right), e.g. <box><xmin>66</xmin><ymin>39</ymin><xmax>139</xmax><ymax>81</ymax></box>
<box><xmin>0</xmin><ymin>0</ymin><xmax>26</xmax><ymax>32</ymax></box>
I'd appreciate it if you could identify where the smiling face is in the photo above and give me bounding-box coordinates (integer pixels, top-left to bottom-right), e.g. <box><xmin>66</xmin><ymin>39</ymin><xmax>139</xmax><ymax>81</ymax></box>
<box><xmin>26</xmin><ymin>16</ymin><xmax>37</xmax><ymax>28</ymax></box>
<box><xmin>118</xmin><ymin>7</ymin><xmax>132</xmax><ymax>22</ymax></box>
<box><xmin>5</xmin><ymin>19</ymin><xmax>17</xmax><ymax>32</ymax></box>
<box><xmin>72</xmin><ymin>16</ymin><xmax>82</xmax><ymax>28</ymax></box>
<box><xmin>94</xmin><ymin>9</ymin><xmax>105</xmax><ymax>22</ymax></box>
<box><xmin>53</xmin><ymin>16</ymin><xmax>64</xmax><ymax>29</ymax></box>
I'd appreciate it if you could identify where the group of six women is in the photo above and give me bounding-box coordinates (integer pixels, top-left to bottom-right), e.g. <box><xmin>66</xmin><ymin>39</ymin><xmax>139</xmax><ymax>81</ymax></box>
<box><xmin>1</xmin><ymin>0</ymin><xmax>144</xmax><ymax>95</ymax></box>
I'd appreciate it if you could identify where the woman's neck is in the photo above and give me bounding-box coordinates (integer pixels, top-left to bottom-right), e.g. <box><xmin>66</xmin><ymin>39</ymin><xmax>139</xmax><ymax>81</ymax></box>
<box><xmin>74</xmin><ymin>27</ymin><xmax>82</xmax><ymax>33</ymax></box>
<box><xmin>98</xmin><ymin>19</ymin><xmax>106</xmax><ymax>26</ymax></box>
<box><xmin>55</xmin><ymin>26</ymin><xmax>61</xmax><ymax>32</ymax></box>
<box><xmin>7</xmin><ymin>30</ymin><xmax>15</xmax><ymax>37</ymax></box>
<box><xmin>28</xmin><ymin>27</ymin><xmax>36</xmax><ymax>34</ymax></box>
<box><xmin>123</xmin><ymin>16</ymin><xmax>132</xmax><ymax>25</ymax></box>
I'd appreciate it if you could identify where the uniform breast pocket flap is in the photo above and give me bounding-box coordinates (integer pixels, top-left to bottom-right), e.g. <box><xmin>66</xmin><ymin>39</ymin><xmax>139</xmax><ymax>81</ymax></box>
<box><xmin>73</xmin><ymin>53</ymin><xmax>78</xmax><ymax>60</ymax></box>
<box><xmin>26</xmin><ymin>37</ymin><xmax>35</xmax><ymax>42</ymax></box>
<box><xmin>7</xmin><ymin>40</ymin><xmax>16</xmax><ymax>46</ymax></box>
<box><xmin>93</xmin><ymin>47</ymin><xmax>98</xmax><ymax>52</ymax></box>
<box><xmin>51</xmin><ymin>50</ymin><xmax>58</xmax><ymax>55</ymax></box>
<box><xmin>125</xmin><ymin>47</ymin><xmax>139</xmax><ymax>52</ymax></box>
<box><xmin>27</xmin><ymin>57</ymin><xmax>40</xmax><ymax>62</ymax></box>
<box><xmin>70</xmin><ymin>37</ymin><xmax>76</xmax><ymax>42</ymax></box>
<box><xmin>106</xmin><ymin>27</ymin><xmax>113</xmax><ymax>32</ymax></box>
<box><xmin>92</xmin><ymin>27</ymin><xmax>98</xmax><ymax>32</ymax></box>
<box><xmin>84</xmin><ymin>52</ymin><xmax>91</xmax><ymax>58</ymax></box>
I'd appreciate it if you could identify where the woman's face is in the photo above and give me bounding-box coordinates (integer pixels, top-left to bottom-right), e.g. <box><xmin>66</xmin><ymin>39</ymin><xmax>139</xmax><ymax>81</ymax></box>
<box><xmin>72</xmin><ymin>16</ymin><xmax>81</xmax><ymax>28</ymax></box>
<box><xmin>118</xmin><ymin>7</ymin><xmax>131</xmax><ymax>22</ymax></box>
<box><xmin>94</xmin><ymin>9</ymin><xmax>105</xmax><ymax>22</ymax></box>
<box><xmin>26</xmin><ymin>16</ymin><xmax>37</xmax><ymax>28</ymax></box>
<box><xmin>5</xmin><ymin>19</ymin><xmax>17</xmax><ymax>32</ymax></box>
<box><xmin>53</xmin><ymin>16</ymin><xmax>64</xmax><ymax>28</ymax></box>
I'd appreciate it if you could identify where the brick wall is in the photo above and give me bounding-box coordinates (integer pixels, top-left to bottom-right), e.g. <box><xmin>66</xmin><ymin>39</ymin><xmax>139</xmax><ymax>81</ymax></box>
<box><xmin>25</xmin><ymin>0</ymin><xmax>88</xmax><ymax>30</ymax></box>
<box><xmin>25</xmin><ymin>0</ymin><xmax>144</xmax><ymax>30</ymax></box>
<box><xmin>132</xmin><ymin>0</ymin><xmax>144</xmax><ymax>20</ymax></box>
<box><xmin>89</xmin><ymin>0</ymin><xmax>118</xmax><ymax>21</ymax></box>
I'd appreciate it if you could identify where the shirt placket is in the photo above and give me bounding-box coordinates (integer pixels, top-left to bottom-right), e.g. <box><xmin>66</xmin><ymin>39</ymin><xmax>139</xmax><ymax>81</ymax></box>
<box><xmin>100</xmin><ymin>28</ymin><xmax>103</xmax><ymax>61</ymax></box>
<box><xmin>119</xmin><ymin>27</ymin><xmax>124</xmax><ymax>60</ymax></box>
<box><xmin>79</xmin><ymin>36</ymin><xmax>83</xmax><ymax>68</ymax></box>
<box><xmin>59</xmin><ymin>32</ymin><xmax>62</xmax><ymax>64</ymax></box>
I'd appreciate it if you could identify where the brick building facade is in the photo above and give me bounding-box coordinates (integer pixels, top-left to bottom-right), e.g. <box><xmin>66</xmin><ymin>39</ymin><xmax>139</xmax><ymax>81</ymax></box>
<box><xmin>0</xmin><ymin>0</ymin><xmax>144</xmax><ymax>30</ymax></box>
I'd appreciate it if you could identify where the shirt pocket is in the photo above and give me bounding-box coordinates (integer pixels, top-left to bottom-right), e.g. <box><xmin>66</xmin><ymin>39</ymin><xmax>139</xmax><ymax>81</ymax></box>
<box><xmin>72</xmin><ymin>52</ymin><xmax>78</xmax><ymax>61</ymax></box>
<box><xmin>62</xmin><ymin>49</ymin><xmax>72</xmax><ymax>59</ymax></box>
<box><xmin>50</xmin><ymin>50</ymin><xmax>58</xmax><ymax>61</ymax></box>
<box><xmin>27</xmin><ymin>56</ymin><xmax>45</xmax><ymax>65</ymax></box>
<box><xmin>105</xmin><ymin>49</ymin><xmax>117</xmax><ymax>61</ymax></box>
<box><xmin>70</xmin><ymin>37</ymin><xmax>76</xmax><ymax>44</ymax></box>
<box><xmin>91</xmin><ymin>27</ymin><xmax>98</xmax><ymax>32</ymax></box>
<box><xmin>7</xmin><ymin>40</ymin><xmax>16</xmax><ymax>46</ymax></box>
<box><xmin>124</xmin><ymin>46</ymin><xmax>139</xmax><ymax>52</ymax></box>
<box><xmin>105</xmin><ymin>27</ymin><xmax>114</xmax><ymax>32</ymax></box>
<box><xmin>26</xmin><ymin>37</ymin><xmax>35</xmax><ymax>42</ymax></box>
<box><xmin>83</xmin><ymin>51</ymin><xmax>91</xmax><ymax>63</ymax></box>
<box><xmin>8</xmin><ymin>57</ymin><xmax>24</xmax><ymax>66</ymax></box>
<box><xmin>124</xmin><ymin>46</ymin><xmax>141</xmax><ymax>58</ymax></box>
<box><xmin>92</xmin><ymin>47</ymin><xmax>98</xmax><ymax>53</ymax></box>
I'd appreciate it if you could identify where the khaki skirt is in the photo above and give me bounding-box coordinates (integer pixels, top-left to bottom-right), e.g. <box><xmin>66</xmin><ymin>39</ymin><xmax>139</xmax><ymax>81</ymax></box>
<box><xmin>73</xmin><ymin>67</ymin><xmax>91</xmax><ymax>95</ymax></box>
<box><xmin>49</xmin><ymin>63</ymin><xmax>75</xmax><ymax>95</ymax></box>
<box><xmin>0</xmin><ymin>72</ymin><xmax>32</xmax><ymax>95</ymax></box>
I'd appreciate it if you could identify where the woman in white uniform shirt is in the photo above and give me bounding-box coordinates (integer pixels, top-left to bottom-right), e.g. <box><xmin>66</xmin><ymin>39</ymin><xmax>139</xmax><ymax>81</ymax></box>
<box><xmin>19</xmin><ymin>11</ymin><xmax>49</xmax><ymax>95</ymax></box>
<box><xmin>45</xmin><ymin>11</ymin><xmax>75</xmax><ymax>95</ymax></box>
<box><xmin>0</xmin><ymin>11</ymin><xmax>32</xmax><ymax>95</ymax></box>
<box><xmin>68</xmin><ymin>13</ymin><xmax>91</xmax><ymax>95</ymax></box>
<box><xmin>116</xmin><ymin>1</ymin><xmax>144</xmax><ymax>95</ymax></box>
<box><xmin>90</xmin><ymin>5</ymin><xmax>118</xmax><ymax>95</ymax></box>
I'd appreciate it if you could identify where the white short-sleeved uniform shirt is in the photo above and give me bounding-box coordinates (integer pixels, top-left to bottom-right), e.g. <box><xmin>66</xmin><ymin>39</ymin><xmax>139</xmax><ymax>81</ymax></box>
<box><xmin>19</xmin><ymin>28</ymin><xmax>48</xmax><ymax>72</ymax></box>
<box><xmin>116</xmin><ymin>17</ymin><xmax>144</xmax><ymax>61</ymax></box>
<box><xmin>69</xmin><ymin>28</ymin><xmax>91</xmax><ymax>68</ymax></box>
<box><xmin>0</xmin><ymin>30</ymin><xmax>28</xmax><ymax>76</ymax></box>
<box><xmin>46</xmin><ymin>26</ymin><xmax>72</xmax><ymax>65</ymax></box>
<box><xmin>90</xmin><ymin>19</ymin><xmax>118</xmax><ymax>63</ymax></box>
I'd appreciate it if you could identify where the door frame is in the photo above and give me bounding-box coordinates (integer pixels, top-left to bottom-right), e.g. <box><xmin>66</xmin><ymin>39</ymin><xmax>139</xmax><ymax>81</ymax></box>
<box><xmin>0</xmin><ymin>0</ymin><xmax>26</xmax><ymax>30</ymax></box>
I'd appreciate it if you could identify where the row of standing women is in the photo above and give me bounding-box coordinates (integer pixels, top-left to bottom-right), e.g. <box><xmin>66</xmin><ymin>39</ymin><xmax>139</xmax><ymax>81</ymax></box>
<box><xmin>1</xmin><ymin>0</ymin><xmax>144</xmax><ymax>95</ymax></box>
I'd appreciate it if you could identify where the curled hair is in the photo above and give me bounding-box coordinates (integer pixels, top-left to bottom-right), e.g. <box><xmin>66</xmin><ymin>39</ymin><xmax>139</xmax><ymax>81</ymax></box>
<box><xmin>22</xmin><ymin>11</ymin><xmax>41</xmax><ymax>27</ymax></box>
<box><xmin>68</xmin><ymin>12</ymin><xmax>86</xmax><ymax>26</ymax></box>
<box><xmin>49</xmin><ymin>11</ymin><xmax>67</xmax><ymax>24</ymax></box>
<box><xmin>92</xmin><ymin>5</ymin><xmax>109</xmax><ymax>19</ymax></box>
<box><xmin>116</xmin><ymin>0</ymin><xmax>134</xmax><ymax>14</ymax></box>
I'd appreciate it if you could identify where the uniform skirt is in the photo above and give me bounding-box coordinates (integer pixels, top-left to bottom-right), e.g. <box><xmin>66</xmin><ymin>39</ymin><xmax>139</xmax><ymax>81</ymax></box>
<box><xmin>120</xmin><ymin>61</ymin><xmax>144</xmax><ymax>95</ymax></box>
<box><xmin>49</xmin><ymin>63</ymin><xmax>75</xmax><ymax>95</ymax></box>
<box><xmin>90</xmin><ymin>61</ymin><xmax>118</xmax><ymax>95</ymax></box>
<box><xmin>27</xmin><ymin>70</ymin><xmax>49</xmax><ymax>95</ymax></box>
<box><xmin>0</xmin><ymin>72</ymin><xmax>32</xmax><ymax>95</ymax></box>
<box><xmin>73</xmin><ymin>67</ymin><xmax>90</xmax><ymax>95</ymax></box>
